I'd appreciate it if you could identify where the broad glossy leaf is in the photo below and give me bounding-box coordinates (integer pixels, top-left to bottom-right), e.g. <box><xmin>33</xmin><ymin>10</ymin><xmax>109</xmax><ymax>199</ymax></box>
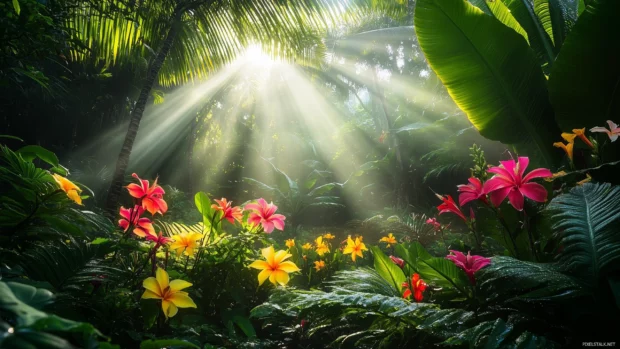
<box><xmin>16</xmin><ymin>145</ymin><xmax>60</xmax><ymax>168</ymax></box>
<box><xmin>468</xmin><ymin>0</ymin><xmax>529</xmax><ymax>43</ymax></box>
<box><xmin>548</xmin><ymin>0</ymin><xmax>620</xmax><ymax>130</ymax></box>
<box><xmin>414</xmin><ymin>0</ymin><xmax>560</xmax><ymax>166</ymax></box>
<box><xmin>370</xmin><ymin>246</ymin><xmax>406</xmax><ymax>293</ymax></box>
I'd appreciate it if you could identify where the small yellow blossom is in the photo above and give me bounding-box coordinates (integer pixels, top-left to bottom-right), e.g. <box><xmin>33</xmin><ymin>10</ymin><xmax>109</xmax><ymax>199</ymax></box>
<box><xmin>343</xmin><ymin>235</ymin><xmax>367</xmax><ymax>262</ymax></box>
<box><xmin>379</xmin><ymin>233</ymin><xmax>397</xmax><ymax>248</ymax></box>
<box><xmin>249</xmin><ymin>246</ymin><xmax>300</xmax><ymax>286</ymax></box>
<box><xmin>302</xmin><ymin>243</ymin><xmax>312</xmax><ymax>250</ymax></box>
<box><xmin>170</xmin><ymin>232</ymin><xmax>203</xmax><ymax>256</ymax></box>
<box><xmin>52</xmin><ymin>174</ymin><xmax>83</xmax><ymax>205</ymax></box>
<box><xmin>315</xmin><ymin>236</ymin><xmax>330</xmax><ymax>256</ymax></box>
<box><xmin>285</xmin><ymin>239</ymin><xmax>295</xmax><ymax>248</ymax></box>
<box><xmin>142</xmin><ymin>267</ymin><xmax>197</xmax><ymax>319</ymax></box>
<box><xmin>323</xmin><ymin>233</ymin><xmax>335</xmax><ymax>240</ymax></box>
<box><xmin>314</xmin><ymin>260</ymin><xmax>326</xmax><ymax>272</ymax></box>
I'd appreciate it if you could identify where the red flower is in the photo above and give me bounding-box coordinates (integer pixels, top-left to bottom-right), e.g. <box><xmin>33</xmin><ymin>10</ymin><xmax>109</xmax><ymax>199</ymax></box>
<box><xmin>126</xmin><ymin>173</ymin><xmax>168</xmax><ymax>215</ymax></box>
<box><xmin>402</xmin><ymin>273</ymin><xmax>426</xmax><ymax>302</ymax></box>
<box><xmin>211</xmin><ymin>198</ymin><xmax>243</xmax><ymax>224</ymax></box>
<box><xmin>457</xmin><ymin>177</ymin><xmax>487</xmax><ymax>206</ymax></box>
<box><xmin>483</xmin><ymin>157</ymin><xmax>552</xmax><ymax>211</ymax></box>
<box><xmin>245</xmin><ymin>198</ymin><xmax>286</xmax><ymax>233</ymax></box>
<box><xmin>145</xmin><ymin>231</ymin><xmax>173</xmax><ymax>248</ymax></box>
<box><xmin>437</xmin><ymin>194</ymin><xmax>467</xmax><ymax>222</ymax></box>
<box><xmin>390</xmin><ymin>255</ymin><xmax>405</xmax><ymax>269</ymax></box>
<box><xmin>118</xmin><ymin>205</ymin><xmax>156</xmax><ymax>239</ymax></box>
<box><xmin>446</xmin><ymin>250</ymin><xmax>491</xmax><ymax>285</ymax></box>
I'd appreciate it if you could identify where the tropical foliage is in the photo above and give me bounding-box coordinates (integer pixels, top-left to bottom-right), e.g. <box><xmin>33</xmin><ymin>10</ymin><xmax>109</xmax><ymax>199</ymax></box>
<box><xmin>2</xmin><ymin>0</ymin><xmax>620</xmax><ymax>347</ymax></box>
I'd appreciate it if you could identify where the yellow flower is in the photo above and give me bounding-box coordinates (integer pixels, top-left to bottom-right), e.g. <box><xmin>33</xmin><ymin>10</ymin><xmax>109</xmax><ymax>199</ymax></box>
<box><xmin>141</xmin><ymin>267</ymin><xmax>197</xmax><ymax>319</ymax></box>
<box><xmin>379</xmin><ymin>233</ymin><xmax>397</xmax><ymax>248</ymax></box>
<box><xmin>554</xmin><ymin>132</ymin><xmax>577</xmax><ymax>162</ymax></box>
<box><xmin>302</xmin><ymin>243</ymin><xmax>312</xmax><ymax>250</ymax></box>
<box><xmin>249</xmin><ymin>246</ymin><xmax>300</xmax><ymax>286</ymax></box>
<box><xmin>315</xmin><ymin>236</ymin><xmax>330</xmax><ymax>256</ymax></box>
<box><xmin>285</xmin><ymin>239</ymin><xmax>295</xmax><ymax>248</ymax></box>
<box><xmin>343</xmin><ymin>235</ymin><xmax>367</xmax><ymax>262</ymax></box>
<box><xmin>569</xmin><ymin>128</ymin><xmax>594</xmax><ymax>148</ymax></box>
<box><xmin>170</xmin><ymin>232</ymin><xmax>203</xmax><ymax>256</ymax></box>
<box><xmin>314</xmin><ymin>260</ymin><xmax>326</xmax><ymax>272</ymax></box>
<box><xmin>323</xmin><ymin>233</ymin><xmax>335</xmax><ymax>240</ymax></box>
<box><xmin>51</xmin><ymin>174</ymin><xmax>83</xmax><ymax>205</ymax></box>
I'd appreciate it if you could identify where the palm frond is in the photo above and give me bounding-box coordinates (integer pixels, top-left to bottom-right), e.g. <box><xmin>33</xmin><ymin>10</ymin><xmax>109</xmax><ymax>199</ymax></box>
<box><xmin>547</xmin><ymin>183</ymin><xmax>620</xmax><ymax>286</ymax></box>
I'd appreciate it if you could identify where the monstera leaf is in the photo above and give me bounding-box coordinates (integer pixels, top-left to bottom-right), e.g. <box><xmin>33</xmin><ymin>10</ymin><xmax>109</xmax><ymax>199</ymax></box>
<box><xmin>548</xmin><ymin>0</ymin><xmax>620</xmax><ymax>130</ymax></box>
<box><xmin>547</xmin><ymin>183</ymin><xmax>620</xmax><ymax>286</ymax></box>
<box><xmin>414</xmin><ymin>0</ymin><xmax>561</xmax><ymax>167</ymax></box>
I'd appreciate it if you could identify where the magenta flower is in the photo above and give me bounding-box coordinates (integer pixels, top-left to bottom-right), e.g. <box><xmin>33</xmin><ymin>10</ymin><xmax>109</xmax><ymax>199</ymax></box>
<box><xmin>390</xmin><ymin>255</ymin><xmax>405</xmax><ymax>269</ymax></box>
<box><xmin>437</xmin><ymin>194</ymin><xmax>467</xmax><ymax>222</ymax></box>
<box><xmin>590</xmin><ymin>120</ymin><xmax>620</xmax><ymax>142</ymax></box>
<box><xmin>457</xmin><ymin>177</ymin><xmax>487</xmax><ymax>206</ymax></box>
<box><xmin>446</xmin><ymin>250</ymin><xmax>491</xmax><ymax>285</ymax></box>
<box><xmin>483</xmin><ymin>157</ymin><xmax>552</xmax><ymax>211</ymax></box>
<box><xmin>245</xmin><ymin>198</ymin><xmax>286</xmax><ymax>233</ymax></box>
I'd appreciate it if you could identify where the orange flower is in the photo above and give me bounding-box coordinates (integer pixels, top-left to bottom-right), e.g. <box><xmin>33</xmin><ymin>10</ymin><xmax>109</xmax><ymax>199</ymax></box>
<box><xmin>402</xmin><ymin>273</ymin><xmax>426</xmax><ymax>302</ymax></box>
<box><xmin>126</xmin><ymin>173</ymin><xmax>168</xmax><ymax>215</ymax></box>
<box><xmin>323</xmin><ymin>233</ymin><xmax>335</xmax><ymax>240</ymax></box>
<box><xmin>571</xmin><ymin>128</ymin><xmax>594</xmax><ymax>148</ymax></box>
<box><xmin>314</xmin><ymin>260</ymin><xmax>326</xmax><ymax>271</ymax></box>
<box><xmin>211</xmin><ymin>198</ymin><xmax>243</xmax><ymax>224</ymax></box>
<box><xmin>51</xmin><ymin>174</ymin><xmax>83</xmax><ymax>205</ymax></box>
<box><xmin>315</xmin><ymin>236</ymin><xmax>330</xmax><ymax>256</ymax></box>
<box><xmin>285</xmin><ymin>239</ymin><xmax>295</xmax><ymax>248</ymax></box>
<box><xmin>379</xmin><ymin>233</ymin><xmax>397</xmax><ymax>248</ymax></box>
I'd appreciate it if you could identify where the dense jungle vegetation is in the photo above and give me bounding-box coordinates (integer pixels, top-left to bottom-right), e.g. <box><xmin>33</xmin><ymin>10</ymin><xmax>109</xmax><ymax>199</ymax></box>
<box><xmin>1</xmin><ymin>0</ymin><xmax>619</xmax><ymax>347</ymax></box>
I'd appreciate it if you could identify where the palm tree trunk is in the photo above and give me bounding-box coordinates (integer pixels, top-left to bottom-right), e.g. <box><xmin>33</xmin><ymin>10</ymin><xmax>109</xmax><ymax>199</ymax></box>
<box><xmin>104</xmin><ymin>9</ymin><xmax>184</xmax><ymax>216</ymax></box>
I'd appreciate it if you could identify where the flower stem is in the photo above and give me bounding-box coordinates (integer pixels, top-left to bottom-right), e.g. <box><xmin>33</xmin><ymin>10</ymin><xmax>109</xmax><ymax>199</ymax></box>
<box><xmin>522</xmin><ymin>210</ymin><xmax>538</xmax><ymax>262</ymax></box>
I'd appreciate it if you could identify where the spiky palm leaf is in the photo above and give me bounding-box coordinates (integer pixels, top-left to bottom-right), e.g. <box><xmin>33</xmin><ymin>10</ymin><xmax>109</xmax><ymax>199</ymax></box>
<box><xmin>66</xmin><ymin>0</ymin><xmax>408</xmax><ymax>87</ymax></box>
<box><xmin>547</xmin><ymin>183</ymin><xmax>620</xmax><ymax>287</ymax></box>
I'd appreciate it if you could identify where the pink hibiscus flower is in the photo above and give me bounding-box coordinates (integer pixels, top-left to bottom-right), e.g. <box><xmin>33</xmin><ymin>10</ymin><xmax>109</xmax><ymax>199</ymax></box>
<box><xmin>245</xmin><ymin>198</ymin><xmax>286</xmax><ymax>233</ymax></box>
<box><xmin>437</xmin><ymin>194</ymin><xmax>467</xmax><ymax>222</ymax></box>
<box><xmin>118</xmin><ymin>205</ymin><xmax>156</xmax><ymax>238</ymax></box>
<box><xmin>483</xmin><ymin>157</ymin><xmax>552</xmax><ymax>211</ymax></box>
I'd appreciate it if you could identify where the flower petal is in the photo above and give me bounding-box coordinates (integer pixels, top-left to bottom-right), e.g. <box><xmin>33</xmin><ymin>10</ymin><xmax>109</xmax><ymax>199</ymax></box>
<box><xmin>489</xmin><ymin>186</ymin><xmax>513</xmax><ymax>207</ymax></box>
<box><xmin>273</xmin><ymin>270</ymin><xmax>290</xmax><ymax>286</ymax></box>
<box><xmin>278</xmin><ymin>261</ymin><xmax>300</xmax><ymax>273</ymax></box>
<box><xmin>169</xmin><ymin>279</ymin><xmax>192</xmax><ymax>292</ymax></box>
<box><xmin>162</xmin><ymin>300</ymin><xmax>178</xmax><ymax>319</ymax></box>
<box><xmin>507</xmin><ymin>188</ymin><xmax>524</xmax><ymax>211</ymax></box>
<box><xmin>141</xmin><ymin>290</ymin><xmax>161</xmax><ymax>300</ymax></box>
<box><xmin>156</xmin><ymin>268</ymin><xmax>169</xmax><ymax>291</ymax></box>
<box><xmin>273</xmin><ymin>250</ymin><xmax>292</xmax><ymax>265</ymax></box>
<box><xmin>257</xmin><ymin>269</ymin><xmax>272</xmax><ymax>286</ymax></box>
<box><xmin>262</xmin><ymin>221</ymin><xmax>275</xmax><ymax>233</ymax></box>
<box><xmin>169</xmin><ymin>292</ymin><xmax>197</xmax><ymax>308</ymax></box>
<box><xmin>248</xmin><ymin>260</ymin><xmax>270</xmax><ymax>270</ymax></box>
<box><xmin>522</xmin><ymin>168</ymin><xmax>553</xmax><ymax>182</ymax></box>
<box><xmin>143</xmin><ymin>277</ymin><xmax>161</xmax><ymax>296</ymax></box>
<box><xmin>261</xmin><ymin>246</ymin><xmax>275</xmax><ymax>265</ymax></box>
<box><xmin>519</xmin><ymin>182</ymin><xmax>548</xmax><ymax>202</ymax></box>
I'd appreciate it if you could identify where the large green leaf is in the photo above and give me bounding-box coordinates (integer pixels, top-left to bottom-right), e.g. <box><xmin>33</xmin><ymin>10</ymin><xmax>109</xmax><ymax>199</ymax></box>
<box><xmin>548</xmin><ymin>0</ymin><xmax>620</xmax><ymax>130</ymax></box>
<box><xmin>547</xmin><ymin>183</ymin><xmax>620</xmax><ymax>286</ymax></box>
<box><xmin>534</xmin><ymin>0</ymin><xmax>555</xmax><ymax>45</ymax></box>
<box><xmin>503</xmin><ymin>0</ymin><xmax>556</xmax><ymax>67</ymax></box>
<box><xmin>477</xmin><ymin>256</ymin><xmax>587</xmax><ymax>304</ymax></box>
<box><xmin>370</xmin><ymin>246</ymin><xmax>406</xmax><ymax>294</ymax></box>
<box><xmin>414</xmin><ymin>0</ymin><xmax>561</xmax><ymax>166</ymax></box>
<box><xmin>468</xmin><ymin>0</ymin><xmax>529</xmax><ymax>43</ymax></box>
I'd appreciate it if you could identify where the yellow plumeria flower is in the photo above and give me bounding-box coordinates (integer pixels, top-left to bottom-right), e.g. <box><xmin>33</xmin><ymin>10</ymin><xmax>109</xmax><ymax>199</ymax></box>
<box><xmin>323</xmin><ymin>233</ymin><xmax>335</xmax><ymax>240</ymax></box>
<box><xmin>170</xmin><ymin>232</ymin><xmax>203</xmax><ymax>256</ymax></box>
<box><xmin>302</xmin><ymin>243</ymin><xmax>312</xmax><ymax>250</ymax></box>
<box><xmin>285</xmin><ymin>239</ymin><xmax>295</xmax><ymax>248</ymax></box>
<box><xmin>343</xmin><ymin>235</ymin><xmax>367</xmax><ymax>262</ymax></box>
<box><xmin>141</xmin><ymin>267</ymin><xmax>197</xmax><ymax>319</ymax></box>
<box><xmin>51</xmin><ymin>173</ymin><xmax>83</xmax><ymax>205</ymax></box>
<box><xmin>314</xmin><ymin>260</ymin><xmax>326</xmax><ymax>272</ymax></box>
<box><xmin>249</xmin><ymin>246</ymin><xmax>300</xmax><ymax>286</ymax></box>
<box><xmin>379</xmin><ymin>233</ymin><xmax>397</xmax><ymax>248</ymax></box>
<box><xmin>315</xmin><ymin>236</ymin><xmax>330</xmax><ymax>256</ymax></box>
